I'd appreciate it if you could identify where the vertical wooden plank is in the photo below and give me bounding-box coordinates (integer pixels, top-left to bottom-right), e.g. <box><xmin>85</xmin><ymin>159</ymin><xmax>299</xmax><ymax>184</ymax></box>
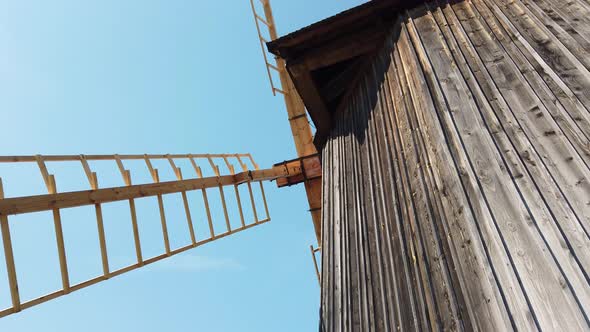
<box><xmin>48</xmin><ymin>175</ymin><xmax>70</xmax><ymax>294</ymax></box>
<box><xmin>189</xmin><ymin>156</ymin><xmax>215</xmax><ymax>238</ymax></box>
<box><xmin>0</xmin><ymin>178</ymin><xmax>21</xmax><ymax>311</ymax></box>
<box><xmin>79</xmin><ymin>155</ymin><xmax>96</xmax><ymax>189</ymax></box>
<box><xmin>180</xmin><ymin>188</ymin><xmax>197</xmax><ymax>245</ymax></box>
<box><xmin>115</xmin><ymin>155</ymin><xmax>143</xmax><ymax>265</ymax></box>
<box><xmin>258</xmin><ymin>181</ymin><xmax>270</xmax><ymax>221</ymax></box>
<box><xmin>223</xmin><ymin>156</ymin><xmax>246</xmax><ymax>228</ymax></box>
<box><xmin>247</xmin><ymin>181</ymin><xmax>259</xmax><ymax>223</ymax></box>
<box><xmin>218</xmin><ymin>186</ymin><xmax>232</xmax><ymax>232</ymax></box>
<box><xmin>235</xmin><ymin>155</ymin><xmax>249</xmax><ymax>173</ymax></box>
<box><xmin>145</xmin><ymin>156</ymin><xmax>171</xmax><ymax>255</ymax></box>
<box><xmin>443</xmin><ymin>3</ymin><xmax>590</xmax><ymax>329</ymax></box>
<box><xmin>431</xmin><ymin>4</ymin><xmax>590</xmax><ymax>329</ymax></box>
<box><xmin>389</xmin><ymin>44</ymin><xmax>431</xmax><ymax>330</ymax></box>
<box><xmin>114</xmin><ymin>155</ymin><xmax>128</xmax><ymax>182</ymax></box>
<box><xmin>93</xmin><ymin>188</ymin><xmax>110</xmax><ymax>277</ymax></box>
<box><xmin>237</xmin><ymin>155</ymin><xmax>260</xmax><ymax>224</ymax></box>
<box><xmin>220</xmin><ymin>156</ymin><xmax>235</xmax><ymax>176</ymax></box>
<box><xmin>167</xmin><ymin>156</ymin><xmax>196</xmax><ymax>245</ymax></box>
<box><xmin>35</xmin><ymin>156</ymin><xmax>71</xmax><ymax>293</ymax></box>
<box><xmin>80</xmin><ymin>156</ymin><xmax>110</xmax><ymax>277</ymax></box>
<box><xmin>34</xmin><ymin>155</ymin><xmax>51</xmax><ymax>191</ymax></box>
<box><xmin>233</xmin><ymin>186</ymin><xmax>246</xmax><ymax>228</ymax></box>
<box><xmin>246</xmin><ymin>154</ymin><xmax>260</xmax><ymax>170</ymax></box>
<box><xmin>207</xmin><ymin>156</ymin><xmax>231</xmax><ymax>233</ymax></box>
<box><xmin>206</xmin><ymin>155</ymin><xmax>220</xmax><ymax>177</ymax></box>
<box><xmin>128</xmin><ymin>198</ymin><xmax>143</xmax><ymax>264</ymax></box>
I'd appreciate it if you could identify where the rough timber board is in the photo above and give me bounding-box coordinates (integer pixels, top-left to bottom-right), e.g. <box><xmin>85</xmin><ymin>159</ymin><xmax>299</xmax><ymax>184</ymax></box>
<box><xmin>316</xmin><ymin>0</ymin><xmax>590</xmax><ymax>330</ymax></box>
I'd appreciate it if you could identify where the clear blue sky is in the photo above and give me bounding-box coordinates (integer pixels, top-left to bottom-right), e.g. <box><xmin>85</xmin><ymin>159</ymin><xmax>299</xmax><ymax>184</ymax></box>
<box><xmin>0</xmin><ymin>0</ymin><xmax>364</xmax><ymax>331</ymax></box>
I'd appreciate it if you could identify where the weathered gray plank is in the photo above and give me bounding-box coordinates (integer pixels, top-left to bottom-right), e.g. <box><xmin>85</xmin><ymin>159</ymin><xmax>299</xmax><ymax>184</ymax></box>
<box><xmin>436</xmin><ymin>0</ymin><xmax>590</xmax><ymax>299</ymax></box>
<box><xmin>317</xmin><ymin>1</ymin><xmax>590</xmax><ymax>330</ymax></box>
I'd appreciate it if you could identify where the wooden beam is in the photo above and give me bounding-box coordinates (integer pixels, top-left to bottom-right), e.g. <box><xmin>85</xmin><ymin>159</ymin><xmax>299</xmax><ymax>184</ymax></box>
<box><xmin>250</xmin><ymin>0</ymin><xmax>322</xmax><ymax>242</ymax></box>
<box><xmin>266</xmin><ymin>0</ymin><xmax>400</xmax><ymax>54</ymax></box>
<box><xmin>35</xmin><ymin>156</ymin><xmax>71</xmax><ymax>293</ymax></box>
<box><xmin>274</xmin><ymin>154</ymin><xmax>322</xmax><ymax>187</ymax></box>
<box><xmin>79</xmin><ymin>156</ymin><xmax>110</xmax><ymax>278</ymax></box>
<box><xmin>189</xmin><ymin>156</ymin><xmax>216</xmax><ymax>237</ymax></box>
<box><xmin>0</xmin><ymin>179</ymin><xmax>21</xmax><ymax>312</ymax></box>
<box><xmin>222</xmin><ymin>156</ymin><xmax>246</xmax><ymax>227</ymax></box>
<box><xmin>0</xmin><ymin>154</ymin><xmax>254</xmax><ymax>163</ymax></box>
<box><xmin>167</xmin><ymin>156</ymin><xmax>197</xmax><ymax>245</ymax></box>
<box><xmin>0</xmin><ymin>153</ymin><xmax>280</xmax><ymax>319</ymax></box>
<box><xmin>207</xmin><ymin>156</ymin><xmax>231</xmax><ymax>232</ymax></box>
<box><xmin>144</xmin><ymin>156</ymin><xmax>171</xmax><ymax>254</ymax></box>
<box><xmin>115</xmin><ymin>155</ymin><xmax>143</xmax><ymax>265</ymax></box>
<box><xmin>0</xmin><ymin>168</ymin><xmax>291</xmax><ymax>217</ymax></box>
<box><xmin>288</xmin><ymin>62</ymin><xmax>333</xmax><ymax>138</ymax></box>
<box><xmin>296</xmin><ymin>29</ymin><xmax>384</xmax><ymax>71</ymax></box>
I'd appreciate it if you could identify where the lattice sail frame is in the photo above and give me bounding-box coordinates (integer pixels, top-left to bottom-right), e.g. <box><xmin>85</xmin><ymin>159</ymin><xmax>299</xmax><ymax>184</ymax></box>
<box><xmin>0</xmin><ymin>153</ymin><xmax>272</xmax><ymax>318</ymax></box>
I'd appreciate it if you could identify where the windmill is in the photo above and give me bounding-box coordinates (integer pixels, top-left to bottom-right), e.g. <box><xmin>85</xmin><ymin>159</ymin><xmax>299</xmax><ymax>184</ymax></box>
<box><xmin>0</xmin><ymin>0</ymin><xmax>322</xmax><ymax>318</ymax></box>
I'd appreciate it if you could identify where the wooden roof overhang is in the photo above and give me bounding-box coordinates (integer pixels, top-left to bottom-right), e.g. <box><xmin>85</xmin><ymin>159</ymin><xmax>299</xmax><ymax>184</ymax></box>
<box><xmin>267</xmin><ymin>0</ymin><xmax>424</xmax><ymax>149</ymax></box>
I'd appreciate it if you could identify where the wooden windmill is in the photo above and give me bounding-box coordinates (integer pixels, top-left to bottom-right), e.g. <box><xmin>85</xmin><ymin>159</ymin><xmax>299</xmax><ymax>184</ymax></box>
<box><xmin>0</xmin><ymin>0</ymin><xmax>321</xmax><ymax>318</ymax></box>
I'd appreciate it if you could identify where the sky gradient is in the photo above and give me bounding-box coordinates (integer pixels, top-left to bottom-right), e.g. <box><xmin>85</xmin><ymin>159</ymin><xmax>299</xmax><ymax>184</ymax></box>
<box><xmin>0</xmin><ymin>0</ymin><xmax>364</xmax><ymax>331</ymax></box>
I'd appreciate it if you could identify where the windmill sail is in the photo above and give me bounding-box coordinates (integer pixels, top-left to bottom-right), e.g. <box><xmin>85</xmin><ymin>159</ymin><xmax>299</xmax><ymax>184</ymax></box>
<box><xmin>0</xmin><ymin>153</ymin><xmax>277</xmax><ymax>317</ymax></box>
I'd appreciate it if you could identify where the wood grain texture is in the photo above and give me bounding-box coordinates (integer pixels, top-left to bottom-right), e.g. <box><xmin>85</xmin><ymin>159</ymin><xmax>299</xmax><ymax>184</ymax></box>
<box><xmin>318</xmin><ymin>0</ymin><xmax>590</xmax><ymax>330</ymax></box>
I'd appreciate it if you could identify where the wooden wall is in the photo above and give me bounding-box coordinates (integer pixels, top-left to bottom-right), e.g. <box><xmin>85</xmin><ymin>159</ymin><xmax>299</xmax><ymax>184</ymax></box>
<box><xmin>320</xmin><ymin>0</ymin><xmax>590</xmax><ymax>330</ymax></box>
